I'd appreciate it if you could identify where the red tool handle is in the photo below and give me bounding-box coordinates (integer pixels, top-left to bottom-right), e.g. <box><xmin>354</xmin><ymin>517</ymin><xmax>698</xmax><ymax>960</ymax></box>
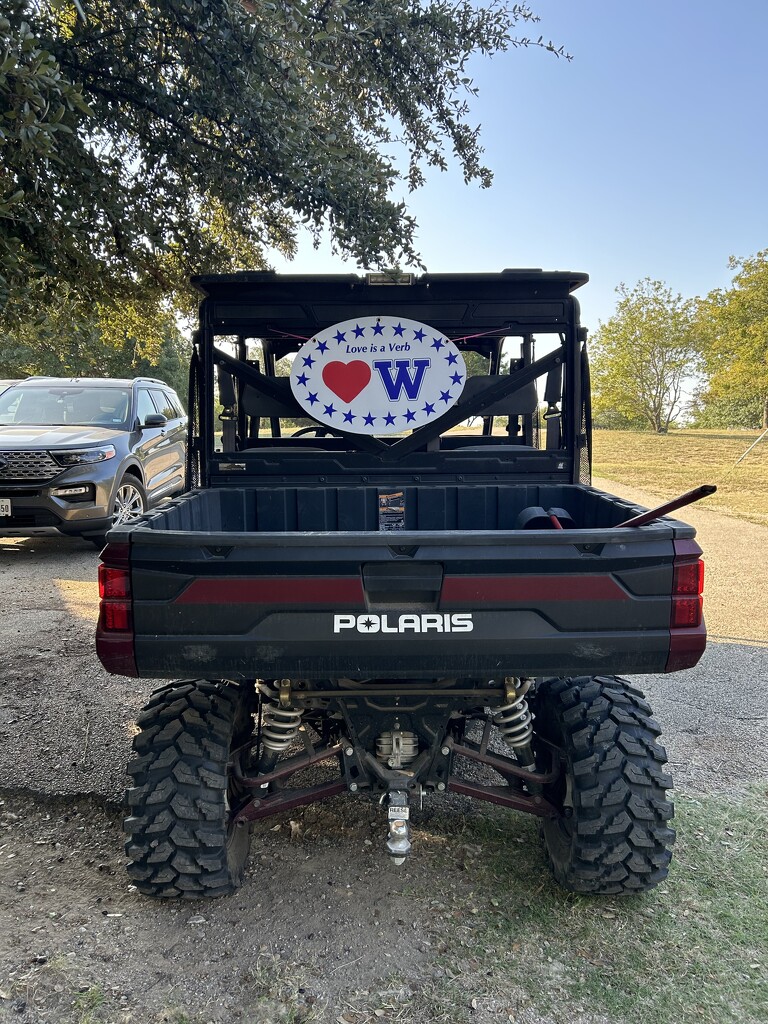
<box><xmin>614</xmin><ymin>484</ymin><xmax>717</xmax><ymax>528</ymax></box>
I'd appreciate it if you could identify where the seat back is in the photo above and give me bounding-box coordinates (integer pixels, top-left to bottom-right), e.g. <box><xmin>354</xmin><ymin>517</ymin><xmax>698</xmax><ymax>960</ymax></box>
<box><xmin>460</xmin><ymin>375</ymin><xmax>538</xmax><ymax>416</ymax></box>
<box><xmin>240</xmin><ymin>383</ymin><xmax>302</xmax><ymax>419</ymax></box>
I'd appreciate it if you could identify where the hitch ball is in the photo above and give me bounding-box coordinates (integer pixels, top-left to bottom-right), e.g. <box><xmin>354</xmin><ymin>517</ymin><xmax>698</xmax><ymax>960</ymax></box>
<box><xmin>387</xmin><ymin>818</ymin><xmax>411</xmax><ymax>865</ymax></box>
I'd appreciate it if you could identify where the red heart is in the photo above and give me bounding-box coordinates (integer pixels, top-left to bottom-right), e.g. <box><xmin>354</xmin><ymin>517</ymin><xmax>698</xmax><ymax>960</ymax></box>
<box><xmin>322</xmin><ymin>360</ymin><xmax>372</xmax><ymax>403</ymax></box>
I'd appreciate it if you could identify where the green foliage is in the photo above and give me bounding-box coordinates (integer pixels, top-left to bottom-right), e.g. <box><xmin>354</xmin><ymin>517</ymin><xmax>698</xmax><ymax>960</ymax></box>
<box><xmin>695</xmin><ymin>252</ymin><xmax>768</xmax><ymax>429</ymax></box>
<box><xmin>73</xmin><ymin>985</ymin><xmax>106</xmax><ymax>1024</ymax></box>
<box><xmin>459</xmin><ymin>348</ymin><xmax>491</xmax><ymax>377</ymax></box>
<box><xmin>132</xmin><ymin>331</ymin><xmax>190</xmax><ymax>398</ymax></box>
<box><xmin>688</xmin><ymin>393</ymin><xmax>764</xmax><ymax>430</ymax></box>
<box><xmin>590</xmin><ymin>278</ymin><xmax>700</xmax><ymax>433</ymax></box>
<box><xmin>0</xmin><ymin>286</ymin><xmax>189</xmax><ymax>394</ymax></box>
<box><xmin>1</xmin><ymin>0</ymin><xmax>562</xmax><ymax>321</ymax></box>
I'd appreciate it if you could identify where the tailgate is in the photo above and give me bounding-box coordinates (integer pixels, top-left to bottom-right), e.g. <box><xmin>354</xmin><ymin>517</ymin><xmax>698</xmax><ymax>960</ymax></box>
<box><xmin>107</xmin><ymin>526</ymin><xmax>705</xmax><ymax>679</ymax></box>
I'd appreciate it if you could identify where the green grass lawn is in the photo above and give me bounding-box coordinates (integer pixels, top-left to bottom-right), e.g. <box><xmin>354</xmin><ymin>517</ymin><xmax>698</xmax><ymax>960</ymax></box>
<box><xmin>592</xmin><ymin>429</ymin><xmax>768</xmax><ymax>526</ymax></box>
<box><xmin>406</xmin><ymin>788</ymin><xmax>768</xmax><ymax>1024</ymax></box>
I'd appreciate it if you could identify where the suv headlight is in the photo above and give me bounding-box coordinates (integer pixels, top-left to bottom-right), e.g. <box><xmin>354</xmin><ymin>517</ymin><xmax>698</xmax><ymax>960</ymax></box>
<box><xmin>53</xmin><ymin>445</ymin><xmax>117</xmax><ymax>466</ymax></box>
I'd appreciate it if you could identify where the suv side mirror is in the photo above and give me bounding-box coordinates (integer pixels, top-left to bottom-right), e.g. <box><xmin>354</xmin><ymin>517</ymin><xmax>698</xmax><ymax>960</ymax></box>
<box><xmin>144</xmin><ymin>413</ymin><xmax>168</xmax><ymax>428</ymax></box>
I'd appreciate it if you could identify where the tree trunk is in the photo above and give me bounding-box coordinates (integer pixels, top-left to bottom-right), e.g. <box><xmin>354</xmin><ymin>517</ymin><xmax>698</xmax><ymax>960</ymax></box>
<box><xmin>763</xmin><ymin>395</ymin><xmax>768</xmax><ymax>429</ymax></box>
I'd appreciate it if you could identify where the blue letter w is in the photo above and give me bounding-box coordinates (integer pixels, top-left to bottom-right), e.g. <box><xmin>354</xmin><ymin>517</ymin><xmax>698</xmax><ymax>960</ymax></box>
<box><xmin>373</xmin><ymin>359</ymin><xmax>431</xmax><ymax>400</ymax></box>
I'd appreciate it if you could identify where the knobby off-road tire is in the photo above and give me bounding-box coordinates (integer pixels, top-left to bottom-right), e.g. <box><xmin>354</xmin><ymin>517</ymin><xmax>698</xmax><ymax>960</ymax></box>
<box><xmin>124</xmin><ymin>680</ymin><xmax>255</xmax><ymax>898</ymax></box>
<box><xmin>533</xmin><ymin>675</ymin><xmax>675</xmax><ymax>895</ymax></box>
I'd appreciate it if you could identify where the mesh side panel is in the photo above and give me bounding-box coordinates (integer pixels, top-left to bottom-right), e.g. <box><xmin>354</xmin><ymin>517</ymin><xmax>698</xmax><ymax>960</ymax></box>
<box><xmin>186</xmin><ymin>346</ymin><xmax>202</xmax><ymax>490</ymax></box>
<box><xmin>580</xmin><ymin>345</ymin><xmax>592</xmax><ymax>484</ymax></box>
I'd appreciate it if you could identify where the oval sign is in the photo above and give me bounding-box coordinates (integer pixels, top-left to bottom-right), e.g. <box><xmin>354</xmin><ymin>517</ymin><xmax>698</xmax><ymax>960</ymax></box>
<box><xmin>290</xmin><ymin>316</ymin><xmax>466</xmax><ymax>435</ymax></box>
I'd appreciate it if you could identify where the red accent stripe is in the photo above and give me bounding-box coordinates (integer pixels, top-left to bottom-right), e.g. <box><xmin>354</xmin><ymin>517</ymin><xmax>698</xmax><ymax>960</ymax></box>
<box><xmin>174</xmin><ymin>577</ymin><xmax>365</xmax><ymax>605</ymax></box>
<box><xmin>440</xmin><ymin>575</ymin><xmax>627</xmax><ymax>603</ymax></box>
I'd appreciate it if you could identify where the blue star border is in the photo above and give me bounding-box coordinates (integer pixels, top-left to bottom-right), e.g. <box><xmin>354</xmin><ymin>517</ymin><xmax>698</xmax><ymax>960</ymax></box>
<box><xmin>291</xmin><ymin>321</ymin><xmax>465</xmax><ymax>428</ymax></box>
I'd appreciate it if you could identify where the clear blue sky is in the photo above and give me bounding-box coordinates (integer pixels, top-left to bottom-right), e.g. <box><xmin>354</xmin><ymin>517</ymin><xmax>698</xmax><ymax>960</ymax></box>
<box><xmin>272</xmin><ymin>0</ymin><xmax>768</xmax><ymax>332</ymax></box>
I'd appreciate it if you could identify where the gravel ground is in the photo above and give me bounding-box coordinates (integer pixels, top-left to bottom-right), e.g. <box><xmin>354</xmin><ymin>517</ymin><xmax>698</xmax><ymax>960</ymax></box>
<box><xmin>0</xmin><ymin>480</ymin><xmax>766</xmax><ymax>1023</ymax></box>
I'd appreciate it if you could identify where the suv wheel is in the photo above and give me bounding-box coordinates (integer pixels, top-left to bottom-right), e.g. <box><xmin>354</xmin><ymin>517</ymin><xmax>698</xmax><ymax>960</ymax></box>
<box><xmin>112</xmin><ymin>476</ymin><xmax>147</xmax><ymax>526</ymax></box>
<box><xmin>533</xmin><ymin>675</ymin><xmax>675</xmax><ymax>895</ymax></box>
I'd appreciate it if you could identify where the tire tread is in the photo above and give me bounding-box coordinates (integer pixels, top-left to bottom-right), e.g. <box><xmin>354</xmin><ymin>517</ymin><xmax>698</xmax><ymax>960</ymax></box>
<box><xmin>536</xmin><ymin>674</ymin><xmax>675</xmax><ymax>895</ymax></box>
<box><xmin>124</xmin><ymin>679</ymin><xmax>252</xmax><ymax>899</ymax></box>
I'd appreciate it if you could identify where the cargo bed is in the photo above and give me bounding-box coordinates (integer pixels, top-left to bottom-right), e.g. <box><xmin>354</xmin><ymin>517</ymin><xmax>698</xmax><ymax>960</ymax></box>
<box><xmin>138</xmin><ymin>481</ymin><xmax>666</xmax><ymax>533</ymax></box>
<box><xmin>100</xmin><ymin>482</ymin><xmax>704</xmax><ymax>681</ymax></box>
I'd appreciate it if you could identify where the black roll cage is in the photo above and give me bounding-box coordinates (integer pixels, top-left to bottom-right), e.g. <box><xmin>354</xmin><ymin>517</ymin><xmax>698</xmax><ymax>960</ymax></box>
<box><xmin>187</xmin><ymin>269</ymin><xmax>590</xmax><ymax>486</ymax></box>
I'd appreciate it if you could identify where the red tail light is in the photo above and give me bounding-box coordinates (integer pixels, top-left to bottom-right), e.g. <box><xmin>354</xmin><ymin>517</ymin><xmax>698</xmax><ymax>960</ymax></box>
<box><xmin>672</xmin><ymin>559</ymin><xmax>705</xmax><ymax>596</ymax></box>
<box><xmin>670</xmin><ymin>594</ymin><xmax>703</xmax><ymax>628</ymax></box>
<box><xmin>100</xmin><ymin>600</ymin><xmax>132</xmax><ymax>632</ymax></box>
<box><xmin>670</xmin><ymin>557</ymin><xmax>704</xmax><ymax>628</ymax></box>
<box><xmin>99</xmin><ymin>564</ymin><xmax>130</xmax><ymax>599</ymax></box>
<box><xmin>666</xmin><ymin>540</ymin><xmax>706</xmax><ymax>672</ymax></box>
<box><xmin>96</xmin><ymin>542</ymin><xmax>137</xmax><ymax>676</ymax></box>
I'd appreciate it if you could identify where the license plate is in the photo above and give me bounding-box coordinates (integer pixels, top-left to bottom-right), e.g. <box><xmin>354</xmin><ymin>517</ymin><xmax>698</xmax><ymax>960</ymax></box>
<box><xmin>0</xmin><ymin>498</ymin><xmax>11</xmax><ymax>517</ymax></box>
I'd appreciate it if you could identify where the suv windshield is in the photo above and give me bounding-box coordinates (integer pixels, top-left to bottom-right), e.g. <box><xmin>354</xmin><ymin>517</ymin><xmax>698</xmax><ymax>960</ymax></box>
<box><xmin>0</xmin><ymin>386</ymin><xmax>132</xmax><ymax>428</ymax></box>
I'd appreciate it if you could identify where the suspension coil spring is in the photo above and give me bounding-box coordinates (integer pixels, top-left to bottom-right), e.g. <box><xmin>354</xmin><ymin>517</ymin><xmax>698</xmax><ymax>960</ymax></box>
<box><xmin>261</xmin><ymin>701</ymin><xmax>302</xmax><ymax>754</ymax></box>
<box><xmin>493</xmin><ymin>678</ymin><xmax>534</xmax><ymax>750</ymax></box>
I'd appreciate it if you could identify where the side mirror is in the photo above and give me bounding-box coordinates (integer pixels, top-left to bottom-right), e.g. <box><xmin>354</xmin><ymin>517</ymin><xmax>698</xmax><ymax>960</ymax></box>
<box><xmin>144</xmin><ymin>413</ymin><xmax>168</xmax><ymax>428</ymax></box>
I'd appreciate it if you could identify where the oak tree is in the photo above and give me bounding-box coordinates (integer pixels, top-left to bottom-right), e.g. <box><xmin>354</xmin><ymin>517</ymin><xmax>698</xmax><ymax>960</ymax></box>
<box><xmin>1</xmin><ymin>0</ymin><xmax>563</xmax><ymax>329</ymax></box>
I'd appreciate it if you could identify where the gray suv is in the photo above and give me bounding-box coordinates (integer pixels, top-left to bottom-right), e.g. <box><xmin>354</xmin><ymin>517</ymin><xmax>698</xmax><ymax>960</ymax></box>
<box><xmin>0</xmin><ymin>377</ymin><xmax>187</xmax><ymax>544</ymax></box>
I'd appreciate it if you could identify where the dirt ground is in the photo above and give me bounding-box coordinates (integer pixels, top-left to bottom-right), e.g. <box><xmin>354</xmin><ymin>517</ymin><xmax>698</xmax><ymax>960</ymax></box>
<box><xmin>0</xmin><ymin>481</ymin><xmax>766</xmax><ymax>1024</ymax></box>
